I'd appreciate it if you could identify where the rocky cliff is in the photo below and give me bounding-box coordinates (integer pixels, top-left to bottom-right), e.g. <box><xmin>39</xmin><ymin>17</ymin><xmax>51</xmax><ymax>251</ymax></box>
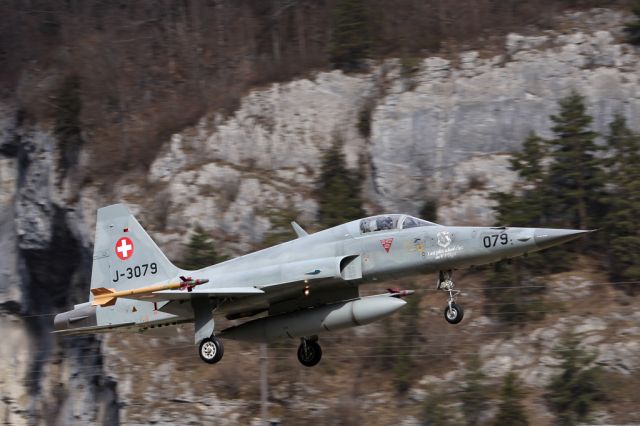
<box><xmin>1</xmin><ymin>7</ymin><xmax>639</xmax><ymax>425</ymax></box>
<box><xmin>139</xmin><ymin>8</ymin><xmax>639</xmax><ymax>253</ymax></box>
<box><xmin>0</xmin><ymin>105</ymin><xmax>118</xmax><ymax>424</ymax></box>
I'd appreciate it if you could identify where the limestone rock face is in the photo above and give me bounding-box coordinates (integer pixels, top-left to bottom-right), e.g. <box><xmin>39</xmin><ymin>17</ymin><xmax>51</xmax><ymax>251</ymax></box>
<box><xmin>371</xmin><ymin>31</ymin><xmax>639</xmax><ymax>213</ymax></box>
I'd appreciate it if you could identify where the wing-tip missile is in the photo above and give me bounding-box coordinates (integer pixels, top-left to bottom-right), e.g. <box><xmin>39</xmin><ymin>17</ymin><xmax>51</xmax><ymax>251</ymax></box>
<box><xmin>91</xmin><ymin>277</ymin><xmax>209</xmax><ymax>307</ymax></box>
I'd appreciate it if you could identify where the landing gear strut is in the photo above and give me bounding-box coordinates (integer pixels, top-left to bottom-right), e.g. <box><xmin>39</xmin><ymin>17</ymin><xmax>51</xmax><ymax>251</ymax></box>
<box><xmin>297</xmin><ymin>336</ymin><xmax>322</xmax><ymax>367</ymax></box>
<box><xmin>437</xmin><ymin>270</ymin><xmax>464</xmax><ymax>324</ymax></box>
<box><xmin>199</xmin><ymin>336</ymin><xmax>224</xmax><ymax>364</ymax></box>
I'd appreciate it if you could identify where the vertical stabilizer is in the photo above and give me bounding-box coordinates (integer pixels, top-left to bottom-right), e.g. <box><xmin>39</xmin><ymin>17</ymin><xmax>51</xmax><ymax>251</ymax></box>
<box><xmin>90</xmin><ymin>204</ymin><xmax>179</xmax><ymax>298</ymax></box>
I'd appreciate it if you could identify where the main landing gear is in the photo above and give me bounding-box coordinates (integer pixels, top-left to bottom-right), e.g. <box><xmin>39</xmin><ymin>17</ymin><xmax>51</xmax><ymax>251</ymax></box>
<box><xmin>297</xmin><ymin>336</ymin><xmax>322</xmax><ymax>367</ymax></box>
<box><xmin>437</xmin><ymin>270</ymin><xmax>464</xmax><ymax>324</ymax></box>
<box><xmin>199</xmin><ymin>336</ymin><xmax>225</xmax><ymax>364</ymax></box>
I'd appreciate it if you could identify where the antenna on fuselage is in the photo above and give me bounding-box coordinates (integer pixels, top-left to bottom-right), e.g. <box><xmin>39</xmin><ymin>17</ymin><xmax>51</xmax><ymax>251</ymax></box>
<box><xmin>291</xmin><ymin>221</ymin><xmax>309</xmax><ymax>238</ymax></box>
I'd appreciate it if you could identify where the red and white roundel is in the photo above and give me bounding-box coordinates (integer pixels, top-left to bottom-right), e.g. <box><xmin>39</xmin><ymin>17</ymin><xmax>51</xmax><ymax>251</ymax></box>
<box><xmin>115</xmin><ymin>237</ymin><xmax>134</xmax><ymax>260</ymax></box>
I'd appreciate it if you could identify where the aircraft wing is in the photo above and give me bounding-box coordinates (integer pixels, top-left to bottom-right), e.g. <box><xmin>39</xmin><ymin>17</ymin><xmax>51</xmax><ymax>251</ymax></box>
<box><xmin>213</xmin><ymin>255</ymin><xmax>364</xmax><ymax>318</ymax></box>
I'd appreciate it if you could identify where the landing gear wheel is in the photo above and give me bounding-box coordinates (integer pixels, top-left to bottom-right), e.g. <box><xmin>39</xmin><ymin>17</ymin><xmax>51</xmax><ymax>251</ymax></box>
<box><xmin>297</xmin><ymin>340</ymin><xmax>322</xmax><ymax>367</ymax></box>
<box><xmin>444</xmin><ymin>303</ymin><xmax>464</xmax><ymax>324</ymax></box>
<box><xmin>199</xmin><ymin>336</ymin><xmax>224</xmax><ymax>364</ymax></box>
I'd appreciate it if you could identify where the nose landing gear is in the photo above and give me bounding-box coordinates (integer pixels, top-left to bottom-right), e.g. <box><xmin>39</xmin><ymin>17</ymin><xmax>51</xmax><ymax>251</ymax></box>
<box><xmin>437</xmin><ymin>270</ymin><xmax>464</xmax><ymax>324</ymax></box>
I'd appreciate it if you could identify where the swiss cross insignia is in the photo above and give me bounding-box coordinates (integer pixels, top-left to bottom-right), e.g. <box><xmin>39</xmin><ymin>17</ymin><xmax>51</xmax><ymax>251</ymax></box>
<box><xmin>380</xmin><ymin>238</ymin><xmax>394</xmax><ymax>253</ymax></box>
<box><xmin>115</xmin><ymin>237</ymin><xmax>134</xmax><ymax>260</ymax></box>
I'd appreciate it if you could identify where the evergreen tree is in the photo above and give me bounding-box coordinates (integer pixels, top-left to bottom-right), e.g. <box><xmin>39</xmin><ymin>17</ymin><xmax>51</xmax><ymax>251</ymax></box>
<box><xmin>490</xmin><ymin>92</ymin><xmax>603</xmax><ymax>281</ymax></box>
<box><xmin>460</xmin><ymin>357</ymin><xmax>489</xmax><ymax>426</ymax></box>
<box><xmin>422</xmin><ymin>391</ymin><xmax>451</xmax><ymax>426</ymax></box>
<box><xmin>179</xmin><ymin>224</ymin><xmax>226</xmax><ymax>270</ymax></box>
<box><xmin>492</xmin><ymin>132</ymin><xmax>549</xmax><ymax>227</ymax></box>
<box><xmin>624</xmin><ymin>1</ymin><xmax>640</xmax><ymax>45</ymax></box>
<box><xmin>316</xmin><ymin>140</ymin><xmax>365</xmax><ymax>228</ymax></box>
<box><xmin>261</xmin><ymin>207</ymin><xmax>301</xmax><ymax>249</ymax></box>
<box><xmin>392</xmin><ymin>293</ymin><xmax>421</xmax><ymax>394</ymax></box>
<box><xmin>483</xmin><ymin>260</ymin><xmax>547</xmax><ymax>325</ymax></box>
<box><xmin>546</xmin><ymin>335</ymin><xmax>604</xmax><ymax>425</ymax></box>
<box><xmin>493</xmin><ymin>372</ymin><xmax>529</xmax><ymax>426</ymax></box>
<box><xmin>546</xmin><ymin>91</ymin><xmax>604</xmax><ymax>230</ymax></box>
<box><xmin>329</xmin><ymin>0</ymin><xmax>372</xmax><ymax>71</ymax></box>
<box><xmin>54</xmin><ymin>74</ymin><xmax>84</xmax><ymax>178</ymax></box>
<box><xmin>602</xmin><ymin>114</ymin><xmax>640</xmax><ymax>293</ymax></box>
<box><xmin>419</xmin><ymin>198</ymin><xmax>438</xmax><ymax>222</ymax></box>
<box><xmin>488</xmin><ymin>135</ymin><xmax>553</xmax><ymax>325</ymax></box>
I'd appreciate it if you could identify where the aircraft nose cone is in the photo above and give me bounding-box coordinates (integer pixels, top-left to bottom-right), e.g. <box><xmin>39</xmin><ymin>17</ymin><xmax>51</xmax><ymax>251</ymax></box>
<box><xmin>533</xmin><ymin>228</ymin><xmax>592</xmax><ymax>250</ymax></box>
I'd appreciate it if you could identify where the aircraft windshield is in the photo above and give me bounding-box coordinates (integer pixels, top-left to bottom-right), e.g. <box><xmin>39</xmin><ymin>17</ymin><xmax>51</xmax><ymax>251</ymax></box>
<box><xmin>359</xmin><ymin>215</ymin><xmax>401</xmax><ymax>234</ymax></box>
<box><xmin>401</xmin><ymin>216</ymin><xmax>437</xmax><ymax>229</ymax></box>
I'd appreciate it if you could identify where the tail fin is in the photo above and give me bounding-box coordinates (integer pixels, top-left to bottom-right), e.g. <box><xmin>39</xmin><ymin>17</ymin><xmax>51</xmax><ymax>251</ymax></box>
<box><xmin>90</xmin><ymin>204</ymin><xmax>179</xmax><ymax>299</ymax></box>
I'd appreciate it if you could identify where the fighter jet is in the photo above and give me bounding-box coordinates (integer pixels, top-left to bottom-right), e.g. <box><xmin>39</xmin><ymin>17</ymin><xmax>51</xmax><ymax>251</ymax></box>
<box><xmin>54</xmin><ymin>204</ymin><xmax>590</xmax><ymax>366</ymax></box>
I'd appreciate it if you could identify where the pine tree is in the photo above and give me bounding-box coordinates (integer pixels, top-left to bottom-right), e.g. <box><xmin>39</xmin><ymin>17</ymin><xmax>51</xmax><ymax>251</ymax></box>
<box><xmin>493</xmin><ymin>372</ymin><xmax>529</xmax><ymax>426</ymax></box>
<box><xmin>487</xmin><ymin>134</ymin><xmax>552</xmax><ymax>325</ymax></box>
<box><xmin>483</xmin><ymin>260</ymin><xmax>547</xmax><ymax>325</ymax></box>
<box><xmin>460</xmin><ymin>357</ymin><xmax>489</xmax><ymax>426</ymax></box>
<box><xmin>179</xmin><ymin>224</ymin><xmax>225</xmax><ymax>270</ymax></box>
<box><xmin>261</xmin><ymin>207</ymin><xmax>301</xmax><ymax>249</ymax></box>
<box><xmin>546</xmin><ymin>335</ymin><xmax>604</xmax><ymax>425</ymax></box>
<box><xmin>602</xmin><ymin>115</ymin><xmax>640</xmax><ymax>293</ymax></box>
<box><xmin>546</xmin><ymin>91</ymin><xmax>604</xmax><ymax>230</ymax></box>
<box><xmin>490</xmin><ymin>93</ymin><xmax>603</xmax><ymax>288</ymax></box>
<box><xmin>329</xmin><ymin>0</ymin><xmax>372</xmax><ymax>71</ymax></box>
<box><xmin>316</xmin><ymin>140</ymin><xmax>365</xmax><ymax>228</ymax></box>
<box><xmin>419</xmin><ymin>198</ymin><xmax>438</xmax><ymax>222</ymax></box>
<box><xmin>492</xmin><ymin>132</ymin><xmax>549</xmax><ymax>227</ymax></box>
<box><xmin>392</xmin><ymin>293</ymin><xmax>421</xmax><ymax>394</ymax></box>
<box><xmin>624</xmin><ymin>1</ymin><xmax>640</xmax><ymax>45</ymax></box>
<box><xmin>54</xmin><ymin>74</ymin><xmax>84</xmax><ymax>178</ymax></box>
<box><xmin>422</xmin><ymin>391</ymin><xmax>451</xmax><ymax>426</ymax></box>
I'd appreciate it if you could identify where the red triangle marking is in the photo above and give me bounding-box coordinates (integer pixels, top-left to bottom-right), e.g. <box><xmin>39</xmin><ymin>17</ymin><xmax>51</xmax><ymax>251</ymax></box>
<box><xmin>380</xmin><ymin>238</ymin><xmax>394</xmax><ymax>253</ymax></box>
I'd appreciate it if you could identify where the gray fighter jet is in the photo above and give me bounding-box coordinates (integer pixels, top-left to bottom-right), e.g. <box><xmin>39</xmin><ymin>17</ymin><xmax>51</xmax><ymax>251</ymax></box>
<box><xmin>54</xmin><ymin>204</ymin><xmax>590</xmax><ymax>366</ymax></box>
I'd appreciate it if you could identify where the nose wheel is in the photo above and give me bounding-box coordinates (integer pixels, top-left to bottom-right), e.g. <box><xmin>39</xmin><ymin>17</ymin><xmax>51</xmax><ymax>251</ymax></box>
<box><xmin>297</xmin><ymin>336</ymin><xmax>322</xmax><ymax>367</ymax></box>
<box><xmin>444</xmin><ymin>302</ymin><xmax>464</xmax><ymax>324</ymax></box>
<box><xmin>437</xmin><ymin>270</ymin><xmax>464</xmax><ymax>324</ymax></box>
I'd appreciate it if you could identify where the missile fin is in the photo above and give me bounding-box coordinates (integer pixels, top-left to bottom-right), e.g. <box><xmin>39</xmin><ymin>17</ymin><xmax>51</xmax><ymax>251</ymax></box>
<box><xmin>91</xmin><ymin>287</ymin><xmax>115</xmax><ymax>296</ymax></box>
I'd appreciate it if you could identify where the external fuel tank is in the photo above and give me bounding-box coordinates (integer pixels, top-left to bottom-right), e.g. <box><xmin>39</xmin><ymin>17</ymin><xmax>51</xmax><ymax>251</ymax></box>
<box><xmin>220</xmin><ymin>294</ymin><xmax>406</xmax><ymax>343</ymax></box>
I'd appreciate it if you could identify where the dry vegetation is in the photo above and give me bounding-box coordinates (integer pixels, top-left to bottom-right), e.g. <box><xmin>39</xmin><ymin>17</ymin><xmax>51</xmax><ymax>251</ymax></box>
<box><xmin>1</xmin><ymin>0</ymin><xmax>628</xmax><ymax>181</ymax></box>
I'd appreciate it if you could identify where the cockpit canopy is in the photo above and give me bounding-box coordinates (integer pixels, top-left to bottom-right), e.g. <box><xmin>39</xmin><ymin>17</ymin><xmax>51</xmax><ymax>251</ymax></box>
<box><xmin>359</xmin><ymin>214</ymin><xmax>437</xmax><ymax>234</ymax></box>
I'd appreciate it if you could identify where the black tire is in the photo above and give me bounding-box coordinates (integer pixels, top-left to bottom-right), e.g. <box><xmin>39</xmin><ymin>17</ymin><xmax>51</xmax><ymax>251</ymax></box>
<box><xmin>199</xmin><ymin>336</ymin><xmax>224</xmax><ymax>364</ymax></box>
<box><xmin>444</xmin><ymin>303</ymin><xmax>464</xmax><ymax>324</ymax></box>
<box><xmin>297</xmin><ymin>340</ymin><xmax>322</xmax><ymax>367</ymax></box>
